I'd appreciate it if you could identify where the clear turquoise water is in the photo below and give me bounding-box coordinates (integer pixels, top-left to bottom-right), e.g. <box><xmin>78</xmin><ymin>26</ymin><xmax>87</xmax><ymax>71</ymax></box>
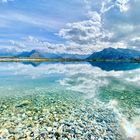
<box><xmin>0</xmin><ymin>62</ymin><xmax>140</xmax><ymax>140</ymax></box>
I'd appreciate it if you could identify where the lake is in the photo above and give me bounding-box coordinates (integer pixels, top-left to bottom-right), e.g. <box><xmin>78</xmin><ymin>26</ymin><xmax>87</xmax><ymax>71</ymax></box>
<box><xmin>0</xmin><ymin>62</ymin><xmax>140</xmax><ymax>140</ymax></box>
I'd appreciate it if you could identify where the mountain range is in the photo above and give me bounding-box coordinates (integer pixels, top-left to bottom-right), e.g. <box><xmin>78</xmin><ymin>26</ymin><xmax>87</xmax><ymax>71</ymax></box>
<box><xmin>16</xmin><ymin>50</ymin><xmax>87</xmax><ymax>59</ymax></box>
<box><xmin>0</xmin><ymin>47</ymin><xmax>140</xmax><ymax>60</ymax></box>
<box><xmin>87</xmin><ymin>48</ymin><xmax>140</xmax><ymax>60</ymax></box>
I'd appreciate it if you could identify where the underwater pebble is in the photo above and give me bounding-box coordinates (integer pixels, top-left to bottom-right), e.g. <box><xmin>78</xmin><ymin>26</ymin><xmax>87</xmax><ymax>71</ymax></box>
<box><xmin>0</xmin><ymin>93</ymin><xmax>124</xmax><ymax>140</ymax></box>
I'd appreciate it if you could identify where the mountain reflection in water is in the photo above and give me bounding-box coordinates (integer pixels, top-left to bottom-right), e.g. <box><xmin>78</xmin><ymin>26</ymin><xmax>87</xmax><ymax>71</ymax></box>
<box><xmin>0</xmin><ymin>62</ymin><xmax>140</xmax><ymax>140</ymax></box>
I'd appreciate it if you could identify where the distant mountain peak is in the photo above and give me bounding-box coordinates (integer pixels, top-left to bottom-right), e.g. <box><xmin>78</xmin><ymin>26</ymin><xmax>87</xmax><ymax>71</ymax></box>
<box><xmin>87</xmin><ymin>47</ymin><xmax>140</xmax><ymax>60</ymax></box>
<box><xmin>16</xmin><ymin>49</ymin><xmax>88</xmax><ymax>59</ymax></box>
<box><xmin>17</xmin><ymin>50</ymin><xmax>42</xmax><ymax>58</ymax></box>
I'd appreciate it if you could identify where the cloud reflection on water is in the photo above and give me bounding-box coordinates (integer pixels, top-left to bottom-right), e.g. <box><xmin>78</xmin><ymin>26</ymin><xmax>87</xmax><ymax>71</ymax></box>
<box><xmin>0</xmin><ymin>62</ymin><xmax>140</xmax><ymax>139</ymax></box>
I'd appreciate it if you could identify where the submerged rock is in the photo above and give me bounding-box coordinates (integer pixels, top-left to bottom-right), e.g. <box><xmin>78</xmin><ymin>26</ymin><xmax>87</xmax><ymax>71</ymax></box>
<box><xmin>15</xmin><ymin>100</ymin><xmax>31</xmax><ymax>108</ymax></box>
<box><xmin>0</xmin><ymin>93</ymin><xmax>125</xmax><ymax>140</ymax></box>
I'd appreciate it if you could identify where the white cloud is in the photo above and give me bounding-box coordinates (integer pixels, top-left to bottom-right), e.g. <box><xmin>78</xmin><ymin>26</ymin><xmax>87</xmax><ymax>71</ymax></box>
<box><xmin>101</xmin><ymin>0</ymin><xmax>130</xmax><ymax>13</ymax></box>
<box><xmin>128</xmin><ymin>37</ymin><xmax>140</xmax><ymax>49</ymax></box>
<box><xmin>0</xmin><ymin>0</ymin><xmax>139</xmax><ymax>54</ymax></box>
<box><xmin>56</xmin><ymin>0</ymin><xmax>140</xmax><ymax>53</ymax></box>
<box><xmin>116</xmin><ymin>0</ymin><xmax>130</xmax><ymax>12</ymax></box>
<box><xmin>0</xmin><ymin>0</ymin><xmax>133</xmax><ymax>55</ymax></box>
<box><xmin>6</xmin><ymin>37</ymin><xmax>69</xmax><ymax>54</ymax></box>
<box><xmin>1</xmin><ymin>62</ymin><xmax>140</xmax><ymax>98</ymax></box>
<box><xmin>4</xmin><ymin>35</ymin><xmax>127</xmax><ymax>55</ymax></box>
<box><xmin>103</xmin><ymin>0</ymin><xmax>140</xmax><ymax>47</ymax></box>
<box><xmin>56</xmin><ymin>0</ymin><xmax>132</xmax><ymax>53</ymax></box>
<box><xmin>58</xmin><ymin>12</ymin><xmax>105</xmax><ymax>45</ymax></box>
<box><xmin>0</xmin><ymin>11</ymin><xmax>64</xmax><ymax>31</ymax></box>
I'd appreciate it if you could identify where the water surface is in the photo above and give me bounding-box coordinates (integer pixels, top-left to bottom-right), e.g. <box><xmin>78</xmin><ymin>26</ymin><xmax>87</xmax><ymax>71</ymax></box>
<box><xmin>0</xmin><ymin>62</ymin><xmax>140</xmax><ymax>140</ymax></box>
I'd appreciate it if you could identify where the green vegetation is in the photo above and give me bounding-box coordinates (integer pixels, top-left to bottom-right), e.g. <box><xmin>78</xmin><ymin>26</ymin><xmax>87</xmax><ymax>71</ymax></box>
<box><xmin>0</xmin><ymin>57</ymin><xmax>83</xmax><ymax>62</ymax></box>
<box><xmin>0</xmin><ymin>57</ymin><xmax>140</xmax><ymax>62</ymax></box>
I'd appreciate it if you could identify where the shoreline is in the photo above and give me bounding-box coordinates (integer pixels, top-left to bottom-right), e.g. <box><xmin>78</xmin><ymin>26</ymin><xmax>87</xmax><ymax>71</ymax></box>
<box><xmin>0</xmin><ymin>58</ymin><xmax>140</xmax><ymax>63</ymax></box>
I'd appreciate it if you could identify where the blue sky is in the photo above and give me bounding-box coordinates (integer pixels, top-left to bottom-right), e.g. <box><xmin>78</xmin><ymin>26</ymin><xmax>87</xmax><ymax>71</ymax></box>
<box><xmin>0</xmin><ymin>0</ymin><xmax>140</xmax><ymax>55</ymax></box>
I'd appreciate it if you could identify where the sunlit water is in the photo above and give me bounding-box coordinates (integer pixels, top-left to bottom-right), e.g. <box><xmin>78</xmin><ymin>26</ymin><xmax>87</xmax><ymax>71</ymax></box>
<box><xmin>0</xmin><ymin>62</ymin><xmax>140</xmax><ymax>140</ymax></box>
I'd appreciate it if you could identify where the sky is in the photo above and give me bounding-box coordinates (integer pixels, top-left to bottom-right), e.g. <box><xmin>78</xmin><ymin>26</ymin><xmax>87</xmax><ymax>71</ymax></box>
<box><xmin>0</xmin><ymin>0</ymin><xmax>140</xmax><ymax>55</ymax></box>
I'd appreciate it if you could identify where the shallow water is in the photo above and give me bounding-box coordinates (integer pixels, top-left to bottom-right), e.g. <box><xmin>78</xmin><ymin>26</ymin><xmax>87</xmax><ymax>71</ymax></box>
<box><xmin>0</xmin><ymin>62</ymin><xmax>140</xmax><ymax>140</ymax></box>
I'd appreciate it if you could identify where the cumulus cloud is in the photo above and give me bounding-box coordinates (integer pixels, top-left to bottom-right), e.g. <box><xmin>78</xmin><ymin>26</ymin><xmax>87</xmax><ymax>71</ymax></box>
<box><xmin>0</xmin><ymin>0</ymin><xmax>139</xmax><ymax>54</ymax></box>
<box><xmin>128</xmin><ymin>37</ymin><xmax>140</xmax><ymax>49</ymax></box>
<box><xmin>7</xmin><ymin>36</ymin><xmax>74</xmax><ymax>54</ymax></box>
<box><xmin>58</xmin><ymin>12</ymin><xmax>105</xmax><ymax>45</ymax></box>
<box><xmin>101</xmin><ymin>0</ymin><xmax>130</xmax><ymax>13</ymax></box>
<box><xmin>58</xmin><ymin>0</ymin><xmax>140</xmax><ymax>53</ymax></box>
<box><xmin>4</xmin><ymin>34</ymin><xmax>127</xmax><ymax>55</ymax></box>
<box><xmin>102</xmin><ymin>0</ymin><xmax>140</xmax><ymax>45</ymax></box>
